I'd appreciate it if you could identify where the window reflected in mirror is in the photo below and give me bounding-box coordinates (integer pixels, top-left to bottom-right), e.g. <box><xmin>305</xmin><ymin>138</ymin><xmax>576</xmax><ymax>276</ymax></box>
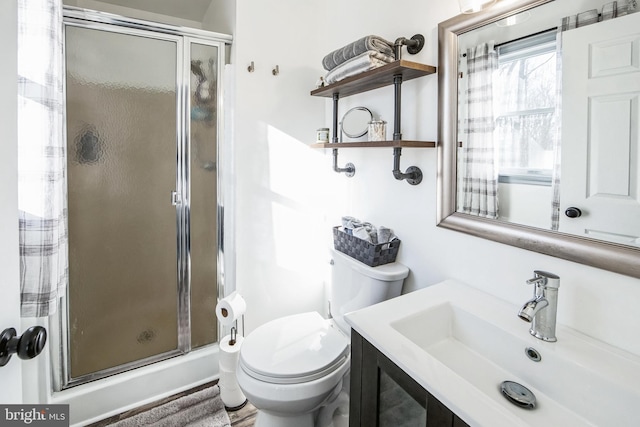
<box><xmin>457</xmin><ymin>27</ymin><xmax>560</xmax><ymax>229</ymax></box>
<box><xmin>453</xmin><ymin>1</ymin><xmax>640</xmax><ymax>246</ymax></box>
<box><xmin>437</xmin><ymin>0</ymin><xmax>640</xmax><ymax>279</ymax></box>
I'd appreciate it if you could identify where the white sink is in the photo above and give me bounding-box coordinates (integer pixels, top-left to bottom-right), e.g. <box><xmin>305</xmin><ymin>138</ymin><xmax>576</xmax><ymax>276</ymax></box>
<box><xmin>345</xmin><ymin>279</ymin><xmax>640</xmax><ymax>427</ymax></box>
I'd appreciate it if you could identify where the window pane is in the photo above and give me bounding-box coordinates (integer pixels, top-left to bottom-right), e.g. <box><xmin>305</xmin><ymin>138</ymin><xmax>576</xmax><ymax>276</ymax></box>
<box><xmin>495</xmin><ymin>51</ymin><xmax>557</xmax><ymax>112</ymax></box>
<box><xmin>496</xmin><ymin>112</ymin><xmax>557</xmax><ymax>170</ymax></box>
<box><xmin>494</xmin><ymin>46</ymin><xmax>558</xmax><ymax>173</ymax></box>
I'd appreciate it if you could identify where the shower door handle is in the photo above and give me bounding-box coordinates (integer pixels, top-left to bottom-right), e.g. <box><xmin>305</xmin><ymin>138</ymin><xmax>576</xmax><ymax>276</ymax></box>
<box><xmin>171</xmin><ymin>191</ymin><xmax>181</xmax><ymax>206</ymax></box>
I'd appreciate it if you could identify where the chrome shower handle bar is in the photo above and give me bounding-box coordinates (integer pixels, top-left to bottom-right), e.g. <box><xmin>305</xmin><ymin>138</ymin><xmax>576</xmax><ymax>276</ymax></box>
<box><xmin>171</xmin><ymin>191</ymin><xmax>181</xmax><ymax>206</ymax></box>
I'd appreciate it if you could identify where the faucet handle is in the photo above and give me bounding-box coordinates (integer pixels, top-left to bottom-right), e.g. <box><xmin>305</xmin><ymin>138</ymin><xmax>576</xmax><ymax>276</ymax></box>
<box><xmin>527</xmin><ymin>270</ymin><xmax>560</xmax><ymax>289</ymax></box>
<box><xmin>526</xmin><ymin>276</ymin><xmax>546</xmax><ymax>286</ymax></box>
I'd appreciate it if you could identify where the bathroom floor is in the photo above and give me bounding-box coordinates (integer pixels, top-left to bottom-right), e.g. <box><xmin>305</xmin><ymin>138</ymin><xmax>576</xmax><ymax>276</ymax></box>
<box><xmin>228</xmin><ymin>402</ymin><xmax>257</xmax><ymax>427</ymax></box>
<box><xmin>88</xmin><ymin>382</ymin><xmax>257</xmax><ymax>426</ymax></box>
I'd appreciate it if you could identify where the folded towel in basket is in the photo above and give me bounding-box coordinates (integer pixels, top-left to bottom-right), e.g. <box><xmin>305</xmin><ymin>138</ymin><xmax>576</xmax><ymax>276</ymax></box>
<box><xmin>325</xmin><ymin>50</ymin><xmax>395</xmax><ymax>85</ymax></box>
<box><xmin>322</xmin><ymin>35</ymin><xmax>395</xmax><ymax>71</ymax></box>
<box><xmin>341</xmin><ymin>216</ymin><xmax>362</xmax><ymax>230</ymax></box>
<box><xmin>377</xmin><ymin>226</ymin><xmax>396</xmax><ymax>245</ymax></box>
<box><xmin>340</xmin><ymin>216</ymin><xmax>396</xmax><ymax>246</ymax></box>
<box><xmin>353</xmin><ymin>226</ymin><xmax>375</xmax><ymax>243</ymax></box>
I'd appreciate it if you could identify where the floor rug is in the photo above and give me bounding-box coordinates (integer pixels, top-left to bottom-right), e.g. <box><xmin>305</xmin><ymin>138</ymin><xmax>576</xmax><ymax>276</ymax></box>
<box><xmin>109</xmin><ymin>385</ymin><xmax>231</xmax><ymax>427</ymax></box>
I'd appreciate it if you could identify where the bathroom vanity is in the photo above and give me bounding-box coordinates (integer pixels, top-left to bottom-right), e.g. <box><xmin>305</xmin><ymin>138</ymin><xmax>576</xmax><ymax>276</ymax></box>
<box><xmin>345</xmin><ymin>280</ymin><xmax>640</xmax><ymax>427</ymax></box>
<box><xmin>350</xmin><ymin>329</ymin><xmax>469</xmax><ymax>427</ymax></box>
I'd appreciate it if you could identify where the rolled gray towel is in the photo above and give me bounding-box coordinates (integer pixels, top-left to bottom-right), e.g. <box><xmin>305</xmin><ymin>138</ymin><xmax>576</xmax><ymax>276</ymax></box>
<box><xmin>322</xmin><ymin>35</ymin><xmax>395</xmax><ymax>71</ymax></box>
<box><xmin>377</xmin><ymin>226</ymin><xmax>395</xmax><ymax>244</ymax></box>
<box><xmin>324</xmin><ymin>50</ymin><xmax>395</xmax><ymax>85</ymax></box>
<box><xmin>353</xmin><ymin>226</ymin><xmax>376</xmax><ymax>243</ymax></box>
<box><xmin>342</xmin><ymin>216</ymin><xmax>362</xmax><ymax>229</ymax></box>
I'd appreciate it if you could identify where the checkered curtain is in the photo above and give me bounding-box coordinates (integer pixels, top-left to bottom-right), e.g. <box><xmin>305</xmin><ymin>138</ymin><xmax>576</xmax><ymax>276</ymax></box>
<box><xmin>550</xmin><ymin>31</ymin><xmax>563</xmax><ymax>231</ymax></box>
<box><xmin>17</xmin><ymin>0</ymin><xmax>68</xmax><ymax>317</ymax></box>
<box><xmin>458</xmin><ymin>42</ymin><xmax>499</xmax><ymax>219</ymax></box>
<box><xmin>560</xmin><ymin>0</ymin><xmax>637</xmax><ymax>30</ymax></box>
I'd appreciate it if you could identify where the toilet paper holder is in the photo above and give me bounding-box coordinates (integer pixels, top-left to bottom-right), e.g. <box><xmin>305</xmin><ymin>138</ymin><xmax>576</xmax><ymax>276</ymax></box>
<box><xmin>219</xmin><ymin>308</ymin><xmax>245</xmax><ymax>338</ymax></box>
<box><xmin>229</xmin><ymin>326</ymin><xmax>238</xmax><ymax>346</ymax></box>
<box><xmin>216</xmin><ymin>292</ymin><xmax>246</xmax><ymax>337</ymax></box>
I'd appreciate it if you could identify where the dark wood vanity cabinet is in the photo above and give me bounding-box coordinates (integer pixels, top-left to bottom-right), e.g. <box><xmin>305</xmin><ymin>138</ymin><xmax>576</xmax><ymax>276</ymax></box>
<box><xmin>350</xmin><ymin>330</ymin><xmax>470</xmax><ymax>427</ymax></box>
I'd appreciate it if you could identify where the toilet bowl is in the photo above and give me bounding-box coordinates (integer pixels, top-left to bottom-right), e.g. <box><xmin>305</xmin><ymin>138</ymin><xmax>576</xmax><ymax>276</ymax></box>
<box><xmin>237</xmin><ymin>312</ymin><xmax>350</xmax><ymax>427</ymax></box>
<box><xmin>236</xmin><ymin>249</ymin><xmax>409</xmax><ymax>427</ymax></box>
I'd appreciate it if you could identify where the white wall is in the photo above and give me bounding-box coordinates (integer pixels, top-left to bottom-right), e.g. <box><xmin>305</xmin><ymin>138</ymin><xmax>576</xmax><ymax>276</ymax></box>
<box><xmin>231</xmin><ymin>0</ymin><xmax>334</xmax><ymax>332</ymax></box>
<box><xmin>64</xmin><ymin>0</ymin><xmax>203</xmax><ymax>28</ymax></box>
<box><xmin>232</xmin><ymin>0</ymin><xmax>640</xmax><ymax>356</ymax></box>
<box><xmin>202</xmin><ymin>0</ymin><xmax>235</xmax><ymax>36</ymax></box>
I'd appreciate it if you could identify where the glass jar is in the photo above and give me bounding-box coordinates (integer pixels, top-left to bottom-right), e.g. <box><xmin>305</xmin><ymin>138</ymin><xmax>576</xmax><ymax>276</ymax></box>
<box><xmin>368</xmin><ymin>120</ymin><xmax>386</xmax><ymax>142</ymax></box>
<box><xmin>316</xmin><ymin>127</ymin><xmax>330</xmax><ymax>143</ymax></box>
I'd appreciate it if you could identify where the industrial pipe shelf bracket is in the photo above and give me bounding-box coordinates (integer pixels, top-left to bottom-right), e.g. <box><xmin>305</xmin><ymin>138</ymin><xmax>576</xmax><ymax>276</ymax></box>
<box><xmin>392</xmin><ymin>147</ymin><xmax>422</xmax><ymax>185</ymax></box>
<box><xmin>330</xmin><ymin>93</ymin><xmax>356</xmax><ymax>177</ymax></box>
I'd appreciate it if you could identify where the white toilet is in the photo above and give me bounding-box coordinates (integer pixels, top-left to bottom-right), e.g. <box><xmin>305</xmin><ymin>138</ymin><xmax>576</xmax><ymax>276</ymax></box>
<box><xmin>236</xmin><ymin>249</ymin><xmax>409</xmax><ymax>427</ymax></box>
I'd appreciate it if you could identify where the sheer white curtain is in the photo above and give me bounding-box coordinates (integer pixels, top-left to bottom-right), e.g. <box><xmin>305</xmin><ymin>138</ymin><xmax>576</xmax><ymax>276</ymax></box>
<box><xmin>17</xmin><ymin>0</ymin><xmax>67</xmax><ymax>317</ymax></box>
<box><xmin>458</xmin><ymin>42</ymin><xmax>499</xmax><ymax>219</ymax></box>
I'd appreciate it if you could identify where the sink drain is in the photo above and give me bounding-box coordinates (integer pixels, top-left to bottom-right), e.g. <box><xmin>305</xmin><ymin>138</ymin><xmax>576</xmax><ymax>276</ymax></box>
<box><xmin>500</xmin><ymin>381</ymin><xmax>536</xmax><ymax>409</ymax></box>
<box><xmin>525</xmin><ymin>347</ymin><xmax>542</xmax><ymax>362</ymax></box>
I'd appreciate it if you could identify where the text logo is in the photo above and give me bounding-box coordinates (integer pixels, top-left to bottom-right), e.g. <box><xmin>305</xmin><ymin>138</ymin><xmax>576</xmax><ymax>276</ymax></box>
<box><xmin>0</xmin><ymin>405</ymin><xmax>69</xmax><ymax>426</ymax></box>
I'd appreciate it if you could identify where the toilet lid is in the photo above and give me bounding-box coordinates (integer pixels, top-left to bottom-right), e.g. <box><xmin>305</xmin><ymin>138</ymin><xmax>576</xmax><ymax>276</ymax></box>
<box><xmin>239</xmin><ymin>312</ymin><xmax>349</xmax><ymax>384</ymax></box>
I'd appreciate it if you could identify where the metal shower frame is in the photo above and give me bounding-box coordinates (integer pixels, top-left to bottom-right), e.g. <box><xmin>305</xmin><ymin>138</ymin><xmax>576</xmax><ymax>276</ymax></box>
<box><xmin>55</xmin><ymin>6</ymin><xmax>232</xmax><ymax>390</ymax></box>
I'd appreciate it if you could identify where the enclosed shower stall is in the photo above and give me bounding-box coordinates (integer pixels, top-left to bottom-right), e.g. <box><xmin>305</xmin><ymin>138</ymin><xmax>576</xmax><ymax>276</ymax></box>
<box><xmin>61</xmin><ymin>8</ymin><xmax>229</xmax><ymax>389</ymax></box>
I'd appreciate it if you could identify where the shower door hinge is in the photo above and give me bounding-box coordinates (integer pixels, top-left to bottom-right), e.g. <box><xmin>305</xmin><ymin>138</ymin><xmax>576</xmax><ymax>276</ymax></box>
<box><xmin>171</xmin><ymin>191</ymin><xmax>181</xmax><ymax>206</ymax></box>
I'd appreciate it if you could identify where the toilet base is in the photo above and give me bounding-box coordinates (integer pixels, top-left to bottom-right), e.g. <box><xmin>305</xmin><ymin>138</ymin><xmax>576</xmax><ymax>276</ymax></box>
<box><xmin>224</xmin><ymin>399</ymin><xmax>248</xmax><ymax>412</ymax></box>
<box><xmin>254</xmin><ymin>410</ymin><xmax>314</xmax><ymax>427</ymax></box>
<box><xmin>316</xmin><ymin>389</ymin><xmax>349</xmax><ymax>427</ymax></box>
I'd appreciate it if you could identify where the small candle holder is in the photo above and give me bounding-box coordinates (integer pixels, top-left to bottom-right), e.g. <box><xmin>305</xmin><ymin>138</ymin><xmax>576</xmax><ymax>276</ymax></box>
<box><xmin>316</xmin><ymin>127</ymin><xmax>330</xmax><ymax>143</ymax></box>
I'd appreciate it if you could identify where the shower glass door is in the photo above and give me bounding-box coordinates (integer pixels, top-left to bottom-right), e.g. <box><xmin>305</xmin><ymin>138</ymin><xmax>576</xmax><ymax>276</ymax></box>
<box><xmin>188</xmin><ymin>41</ymin><xmax>220</xmax><ymax>349</ymax></box>
<box><xmin>64</xmin><ymin>23</ymin><xmax>221</xmax><ymax>384</ymax></box>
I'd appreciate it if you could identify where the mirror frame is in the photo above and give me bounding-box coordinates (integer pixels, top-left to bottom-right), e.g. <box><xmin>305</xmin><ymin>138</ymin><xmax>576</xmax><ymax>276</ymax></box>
<box><xmin>341</xmin><ymin>106</ymin><xmax>373</xmax><ymax>139</ymax></box>
<box><xmin>436</xmin><ymin>0</ymin><xmax>640</xmax><ymax>279</ymax></box>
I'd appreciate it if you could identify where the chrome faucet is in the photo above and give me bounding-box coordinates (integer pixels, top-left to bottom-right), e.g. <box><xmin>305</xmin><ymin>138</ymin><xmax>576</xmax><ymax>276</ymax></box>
<box><xmin>518</xmin><ymin>270</ymin><xmax>560</xmax><ymax>342</ymax></box>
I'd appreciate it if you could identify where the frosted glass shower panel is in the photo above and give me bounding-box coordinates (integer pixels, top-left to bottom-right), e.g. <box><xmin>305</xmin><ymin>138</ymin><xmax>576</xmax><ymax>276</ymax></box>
<box><xmin>65</xmin><ymin>26</ymin><xmax>179</xmax><ymax>378</ymax></box>
<box><xmin>189</xmin><ymin>42</ymin><xmax>219</xmax><ymax>348</ymax></box>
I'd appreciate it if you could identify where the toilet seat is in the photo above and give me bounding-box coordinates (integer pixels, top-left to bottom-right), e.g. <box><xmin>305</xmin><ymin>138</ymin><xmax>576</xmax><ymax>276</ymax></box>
<box><xmin>239</xmin><ymin>312</ymin><xmax>349</xmax><ymax>385</ymax></box>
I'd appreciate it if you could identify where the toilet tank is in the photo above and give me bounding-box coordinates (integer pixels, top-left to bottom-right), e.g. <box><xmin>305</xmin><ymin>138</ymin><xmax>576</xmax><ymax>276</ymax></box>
<box><xmin>329</xmin><ymin>249</ymin><xmax>409</xmax><ymax>335</ymax></box>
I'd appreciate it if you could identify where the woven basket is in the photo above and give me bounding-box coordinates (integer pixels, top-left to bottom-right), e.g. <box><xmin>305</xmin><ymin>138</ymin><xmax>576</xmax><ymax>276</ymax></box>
<box><xmin>332</xmin><ymin>226</ymin><xmax>400</xmax><ymax>267</ymax></box>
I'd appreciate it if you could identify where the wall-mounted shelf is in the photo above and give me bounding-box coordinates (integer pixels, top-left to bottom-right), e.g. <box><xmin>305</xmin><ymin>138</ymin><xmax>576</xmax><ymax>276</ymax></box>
<box><xmin>310</xmin><ymin>60</ymin><xmax>436</xmax><ymax>98</ymax></box>
<box><xmin>311</xmin><ymin>59</ymin><xmax>437</xmax><ymax>185</ymax></box>
<box><xmin>310</xmin><ymin>140</ymin><xmax>436</xmax><ymax>149</ymax></box>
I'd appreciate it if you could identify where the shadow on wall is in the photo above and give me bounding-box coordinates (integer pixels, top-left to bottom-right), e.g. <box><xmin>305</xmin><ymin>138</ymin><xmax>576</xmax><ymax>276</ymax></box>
<box><xmin>237</xmin><ymin>119</ymin><xmax>346</xmax><ymax>332</ymax></box>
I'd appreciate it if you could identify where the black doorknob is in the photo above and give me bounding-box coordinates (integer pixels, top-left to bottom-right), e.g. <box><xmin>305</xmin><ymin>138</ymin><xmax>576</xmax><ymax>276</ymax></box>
<box><xmin>0</xmin><ymin>326</ymin><xmax>47</xmax><ymax>367</ymax></box>
<box><xmin>565</xmin><ymin>207</ymin><xmax>582</xmax><ymax>218</ymax></box>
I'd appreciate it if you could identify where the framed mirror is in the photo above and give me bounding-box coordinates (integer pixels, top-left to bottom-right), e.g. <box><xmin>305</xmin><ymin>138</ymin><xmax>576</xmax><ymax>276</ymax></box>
<box><xmin>341</xmin><ymin>106</ymin><xmax>373</xmax><ymax>140</ymax></box>
<box><xmin>437</xmin><ymin>0</ymin><xmax>640</xmax><ymax>278</ymax></box>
